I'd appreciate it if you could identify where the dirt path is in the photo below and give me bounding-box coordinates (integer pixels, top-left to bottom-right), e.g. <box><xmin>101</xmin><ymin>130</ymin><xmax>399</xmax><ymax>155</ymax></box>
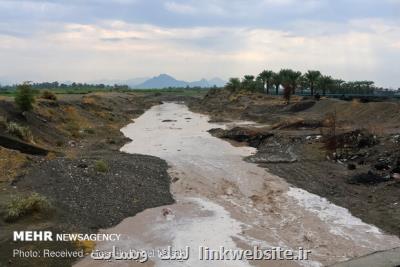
<box><xmin>75</xmin><ymin>103</ymin><xmax>400</xmax><ymax>267</ymax></box>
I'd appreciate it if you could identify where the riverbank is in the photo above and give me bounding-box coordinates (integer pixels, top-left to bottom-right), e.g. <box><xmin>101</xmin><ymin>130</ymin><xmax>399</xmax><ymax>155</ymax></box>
<box><xmin>0</xmin><ymin>92</ymin><xmax>191</xmax><ymax>266</ymax></box>
<box><xmin>188</xmin><ymin>89</ymin><xmax>400</xmax><ymax>237</ymax></box>
<box><xmin>76</xmin><ymin>102</ymin><xmax>399</xmax><ymax>267</ymax></box>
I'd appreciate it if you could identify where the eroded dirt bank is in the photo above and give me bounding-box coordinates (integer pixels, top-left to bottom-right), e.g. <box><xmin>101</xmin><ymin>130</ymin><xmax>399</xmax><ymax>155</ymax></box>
<box><xmin>188</xmin><ymin>89</ymin><xmax>400</xmax><ymax>237</ymax></box>
<box><xmin>76</xmin><ymin>103</ymin><xmax>400</xmax><ymax>267</ymax></box>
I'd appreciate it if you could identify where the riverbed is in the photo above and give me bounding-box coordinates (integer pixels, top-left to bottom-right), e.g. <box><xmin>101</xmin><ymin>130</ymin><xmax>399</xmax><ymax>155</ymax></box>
<box><xmin>75</xmin><ymin>102</ymin><xmax>400</xmax><ymax>267</ymax></box>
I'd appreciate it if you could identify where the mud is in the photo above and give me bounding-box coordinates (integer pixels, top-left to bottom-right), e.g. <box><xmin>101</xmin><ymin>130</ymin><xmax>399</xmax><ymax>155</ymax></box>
<box><xmin>76</xmin><ymin>103</ymin><xmax>400</xmax><ymax>267</ymax></box>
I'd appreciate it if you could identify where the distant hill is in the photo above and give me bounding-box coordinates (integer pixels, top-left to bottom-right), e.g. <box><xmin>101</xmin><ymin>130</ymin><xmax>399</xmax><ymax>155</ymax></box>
<box><xmin>135</xmin><ymin>74</ymin><xmax>187</xmax><ymax>89</ymax></box>
<box><xmin>134</xmin><ymin>74</ymin><xmax>226</xmax><ymax>89</ymax></box>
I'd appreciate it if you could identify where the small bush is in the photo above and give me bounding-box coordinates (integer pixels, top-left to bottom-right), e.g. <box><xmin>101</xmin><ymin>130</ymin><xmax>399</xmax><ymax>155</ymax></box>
<box><xmin>40</xmin><ymin>90</ymin><xmax>57</xmax><ymax>101</ymax></box>
<box><xmin>15</xmin><ymin>83</ymin><xmax>35</xmax><ymax>112</ymax></box>
<box><xmin>94</xmin><ymin>160</ymin><xmax>108</xmax><ymax>173</ymax></box>
<box><xmin>4</xmin><ymin>193</ymin><xmax>51</xmax><ymax>222</ymax></box>
<box><xmin>6</xmin><ymin>122</ymin><xmax>33</xmax><ymax>142</ymax></box>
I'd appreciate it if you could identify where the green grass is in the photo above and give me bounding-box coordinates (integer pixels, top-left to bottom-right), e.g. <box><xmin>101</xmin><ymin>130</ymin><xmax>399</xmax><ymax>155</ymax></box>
<box><xmin>4</xmin><ymin>193</ymin><xmax>51</xmax><ymax>222</ymax></box>
<box><xmin>0</xmin><ymin>88</ymin><xmax>112</xmax><ymax>97</ymax></box>
<box><xmin>1</xmin><ymin>87</ymin><xmax>211</xmax><ymax>97</ymax></box>
<box><xmin>0</xmin><ymin>91</ymin><xmax>17</xmax><ymax>97</ymax></box>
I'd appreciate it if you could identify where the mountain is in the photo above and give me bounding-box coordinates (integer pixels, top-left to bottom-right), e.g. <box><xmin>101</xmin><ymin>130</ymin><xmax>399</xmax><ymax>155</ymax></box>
<box><xmin>124</xmin><ymin>77</ymin><xmax>149</xmax><ymax>87</ymax></box>
<box><xmin>134</xmin><ymin>74</ymin><xmax>226</xmax><ymax>89</ymax></box>
<box><xmin>135</xmin><ymin>74</ymin><xmax>187</xmax><ymax>89</ymax></box>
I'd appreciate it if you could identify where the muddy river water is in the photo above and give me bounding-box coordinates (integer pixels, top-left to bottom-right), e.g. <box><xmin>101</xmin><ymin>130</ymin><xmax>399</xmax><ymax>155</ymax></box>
<box><xmin>76</xmin><ymin>103</ymin><xmax>400</xmax><ymax>267</ymax></box>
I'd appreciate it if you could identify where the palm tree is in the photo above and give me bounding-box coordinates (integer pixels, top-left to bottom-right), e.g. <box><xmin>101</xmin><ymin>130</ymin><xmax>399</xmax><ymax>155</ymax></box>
<box><xmin>257</xmin><ymin>70</ymin><xmax>274</xmax><ymax>94</ymax></box>
<box><xmin>272</xmin><ymin>72</ymin><xmax>282</xmax><ymax>95</ymax></box>
<box><xmin>255</xmin><ymin>76</ymin><xmax>265</xmax><ymax>93</ymax></box>
<box><xmin>225</xmin><ymin>78</ymin><xmax>241</xmax><ymax>92</ymax></box>
<box><xmin>304</xmin><ymin>70</ymin><xmax>321</xmax><ymax>96</ymax></box>
<box><xmin>298</xmin><ymin>75</ymin><xmax>308</xmax><ymax>94</ymax></box>
<box><xmin>242</xmin><ymin>75</ymin><xmax>256</xmax><ymax>91</ymax></box>
<box><xmin>279</xmin><ymin>69</ymin><xmax>302</xmax><ymax>94</ymax></box>
<box><xmin>243</xmin><ymin>75</ymin><xmax>255</xmax><ymax>81</ymax></box>
<box><xmin>317</xmin><ymin>75</ymin><xmax>334</xmax><ymax>96</ymax></box>
<box><xmin>332</xmin><ymin>79</ymin><xmax>345</xmax><ymax>94</ymax></box>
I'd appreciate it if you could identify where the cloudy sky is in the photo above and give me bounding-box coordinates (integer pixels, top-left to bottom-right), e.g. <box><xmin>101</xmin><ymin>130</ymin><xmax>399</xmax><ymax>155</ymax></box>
<box><xmin>0</xmin><ymin>0</ymin><xmax>399</xmax><ymax>87</ymax></box>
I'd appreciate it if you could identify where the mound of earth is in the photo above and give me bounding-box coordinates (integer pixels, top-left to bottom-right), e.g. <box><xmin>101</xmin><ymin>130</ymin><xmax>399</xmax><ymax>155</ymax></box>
<box><xmin>15</xmin><ymin>152</ymin><xmax>174</xmax><ymax>230</ymax></box>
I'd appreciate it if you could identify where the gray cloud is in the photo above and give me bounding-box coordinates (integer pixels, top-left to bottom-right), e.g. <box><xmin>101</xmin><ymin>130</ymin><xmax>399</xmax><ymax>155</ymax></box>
<box><xmin>0</xmin><ymin>0</ymin><xmax>399</xmax><ymax>87</ymax></box>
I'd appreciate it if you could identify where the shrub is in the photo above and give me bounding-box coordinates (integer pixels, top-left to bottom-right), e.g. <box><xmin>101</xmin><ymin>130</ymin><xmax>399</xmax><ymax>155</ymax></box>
<box><xmin>15</xmin><ymin>83</ymin><xmax>35</xmax><ymax>112</ymax></box>
<box><xmin>40</xmin><ymin>90</ymin><xmax>57</xmax><ymax>101</ymax></box>
<box><xmin>94</xmin><ymin>160</ymin><xmax>108</xmax><ymax>173</ymax></box>
<box><xmin>4</xmin><ymin>193</ymin><xmax>51</xmax><ymax>222</ymax></box>
<box><xmin>6</xmin><ymin>122</ymin><xmax>33</xmax><ymax>142</ymax></box>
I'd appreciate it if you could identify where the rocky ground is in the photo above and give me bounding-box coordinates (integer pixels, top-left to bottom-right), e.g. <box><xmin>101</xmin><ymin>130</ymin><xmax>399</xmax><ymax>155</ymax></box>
<box><xmin>0</xmin><ymin>92</ymin><xmax>195</xmax><ymax>267</ymax></box>
<box><xmin>189</xmin><ymin>89</ymin><xmax>400</xmax><ymax>237</ymax></box>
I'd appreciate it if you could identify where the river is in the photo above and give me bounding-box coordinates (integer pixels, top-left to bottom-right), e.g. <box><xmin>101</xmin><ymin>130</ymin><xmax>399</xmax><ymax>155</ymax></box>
<box><xmin>75</xmin><ymin>102</ymin><xmax>400</xmax><ymax>267</ymax></box>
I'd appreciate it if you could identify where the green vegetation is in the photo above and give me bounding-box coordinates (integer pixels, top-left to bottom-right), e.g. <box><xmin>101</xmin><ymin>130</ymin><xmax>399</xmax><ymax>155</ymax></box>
<box><xmin>14</xmin><ymin>82</ymin><xmax>35</xmax><ymax>112</ymax></box>
<box><xmin>0</xmin><ymin>81</ymin><xmax>130</xmax><ymax>97</ymax></box>
<box><xmin>4</xmin><ymin>193</ymin><xmax>51</xmax><ymax>222</ymax></box>
<box><xmin>0</xmin><ymin>83</ymin><xmax>209</xmax><ymax>98</ymax></box>
<box><xmin>6</xmin><ymin>122</ymin><xmax>33</xmax><ymax>142</ymax></box>
<box><xmin>94</xmin><ymin>160</ymin><xmax>109</xmax><ymax>173</ymax></box>
<box><xmin>279</xmin><ymin>69</ymin><xmax>302</xmax><ymax>95</ymax></box>
<box><xmin>226</xmin><ymin>76</ymin><xmax>264</xmax><ymax>93</ymax></box>
<box><xmin>225</xmin><ymin>68</ymin><xmax>397</xmax><ymax>98</ymax></box>
<box><xmin>257</xmin><ymin>70</ymin><xmax>274</xmax><ymax>94</ymax></box>
<box><xmin>304</xmin><ymin>70</ymin><xmax>321</xmax><ymax>96</ymax></box>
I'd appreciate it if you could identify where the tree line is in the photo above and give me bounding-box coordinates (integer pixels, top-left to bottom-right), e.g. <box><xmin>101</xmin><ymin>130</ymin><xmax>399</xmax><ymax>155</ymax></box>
<box><xmin>0</xmin><ymin>82</ymin><xmax>129</xmax><ymax>91</ymax></box>
<box><xmin>225</xmin><ymin>69</ymin><xmax>387</xmax><ymax>96</ymax></box>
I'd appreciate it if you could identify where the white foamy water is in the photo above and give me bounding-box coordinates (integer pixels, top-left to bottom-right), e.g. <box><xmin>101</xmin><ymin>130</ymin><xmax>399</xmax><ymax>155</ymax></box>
<box><xmin>75</xmin><ymin>103</ymin><xmax>400</xmax><ymax>267</ymax></box>
<box><xmin>287</xmin><ymin>188</ymin><xmax>386</xmax><ymax>249</ymax></box>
